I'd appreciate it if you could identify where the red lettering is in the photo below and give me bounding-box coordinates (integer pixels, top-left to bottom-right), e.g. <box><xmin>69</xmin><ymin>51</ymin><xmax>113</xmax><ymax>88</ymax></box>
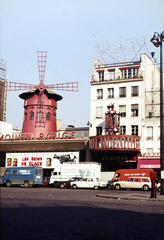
<box><xmin>62</xmin><ymin>132</ymin><xmax>68</xmax><ymax>139</ymax></box>
<box><xmin>12</xmin><ymin>134</ymin><xmax>18</xmax><ymax>141</ymax></box>
<box><xmin>47</xmin><ymin>132</ymin><xmax>53</xmax><ymax>140</ymax></box>
<box><xmin>5</xmin><ymin>134</ymin><xmax>11</xmax><ymax>141</ymax></box>
<box><xmin>55</xmin><ymin>132</ymin><xmax>60</xmax><ymax>139</ymax></box>
<box><xmin>18</xmin><ymin>134</ymin><xmax>22</xmax><ymax>140</ymax></box>
<box><xmin>26</xmin><ymin>134</ymin><xmax>32</xmax><ymax>140</ymax></box>
<box><xmin>0</xmin><ymin>135</ymin><xmax>4</xmax><ymax>141</ymax></box>
<box><xmin>21</xmin><ymin>162</ymin><xmax>26</xmax><ymax>166</ymax></box>
<box><xmin>29</xmin><ymin>161</ymin><xmax>42</xmax><ymax>166</ymax></box>
<box><xmin>39</xmin><ymin>133</ymin><xmax>44</xmax><ymax>140</ymax></box>
<box><xmin>71</xmin><ymin>132</ymin><xmax>76</xmax><ymax>139</ymax></box>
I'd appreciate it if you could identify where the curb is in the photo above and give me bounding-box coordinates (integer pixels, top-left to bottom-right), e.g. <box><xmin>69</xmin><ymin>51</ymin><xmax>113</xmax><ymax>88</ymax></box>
<box><xmin>96</xmin><ymin>194</ymin><xmax>164</xmax><ymax>201</ymax></box>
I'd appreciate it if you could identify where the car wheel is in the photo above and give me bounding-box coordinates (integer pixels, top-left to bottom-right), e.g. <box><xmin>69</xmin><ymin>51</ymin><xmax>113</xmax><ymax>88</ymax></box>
<box><xmin>6</xmin><ymin>181</ymin><xmax>11</xmax><ymax>187</ymax></box>
<box><xmin>24</xmin><ymin>181</ymin><xmax>29</xmax><ymax>188</ymax></box>
<box><xmin>143</xmin><ymin>185</ymin><xmax>149</xmax><ymax>191</ymax></box>
<box><xmin>54</xmin><ymin>181</ymin><xmax>58</xmax><ymax>188</ymax></box>
<box><xmin>94</xmin><ymin>185</ymin><xmax>99</xmax><ymax>190</ymax></box>
<box><xmin>115</xmin><ymin>184</ymin><xmax>121</xmax><ymax>190</ymax></box>
<box><xmin>60</xmin><ymin>183</ymin><xmax>65</xmax><ymax>188</ymax></box>
<box><xmin>72</xmin><ymin>184</ymin><xmax>77</xmax><ymax>189</ymax></box>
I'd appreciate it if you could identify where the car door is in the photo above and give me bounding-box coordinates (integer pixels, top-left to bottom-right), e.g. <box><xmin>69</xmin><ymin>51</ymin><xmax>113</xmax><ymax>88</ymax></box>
<box><xmin>78</xmin><ymin>178</ymin><xmax>88</xmax><ymax>188</ymax></box>
<box><xmin>87</xmin><ymin>178</ymin><xmax>94</xmax><ymax>188</ymax></box>
<box><xmin>132</xmin><ymin>178</ymin><xmax>142</xmax><ymax>189</ymax></box>
<box><xmin>121</xmin><ymin>177</ymin><xmax>133</xmax><ymax>188</ymax></box>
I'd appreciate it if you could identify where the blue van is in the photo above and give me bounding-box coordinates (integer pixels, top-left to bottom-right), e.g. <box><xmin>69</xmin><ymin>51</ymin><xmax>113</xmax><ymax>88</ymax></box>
<box><xmin>2</xmin><ymin>166</ymin><xmax>43</xmax><ymax>187</ymax></box>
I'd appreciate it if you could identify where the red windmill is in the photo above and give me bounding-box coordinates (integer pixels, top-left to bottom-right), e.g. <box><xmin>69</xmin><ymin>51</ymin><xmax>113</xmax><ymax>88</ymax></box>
<box><xmin>6</xmin><ymin>51</ymin><xmax>78</xmax><ymax>139</ymax></box>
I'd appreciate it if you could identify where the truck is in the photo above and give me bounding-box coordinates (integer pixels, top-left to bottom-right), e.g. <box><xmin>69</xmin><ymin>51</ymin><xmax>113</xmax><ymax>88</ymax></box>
<box><xmin>2</xmin><ymin>166</ymin><xmax>43</xmax><ymax>187</ymax></box>
<box><xmin>49</xmin><ymin>162</ymin><xmax>101</xmax><ymax>188</ymax></box>
<box><xmin>111</xmin><ymin>169</ymin><xmax>153</xmax><ymax>182</ymax></box>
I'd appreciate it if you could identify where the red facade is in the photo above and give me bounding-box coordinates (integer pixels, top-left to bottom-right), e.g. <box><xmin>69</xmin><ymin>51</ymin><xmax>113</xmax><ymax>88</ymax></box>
<box><xmin>19</xmin><ymin>83</ymin><xmax>62</xmax><ymax>139</ymax></box>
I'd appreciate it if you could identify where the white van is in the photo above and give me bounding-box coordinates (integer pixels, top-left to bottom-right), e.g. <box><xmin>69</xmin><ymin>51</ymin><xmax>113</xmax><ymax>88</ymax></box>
<box><xmin>112</xmin><ymin>176</ymin><xmax>151</xmax><ymax>191</ymax></box>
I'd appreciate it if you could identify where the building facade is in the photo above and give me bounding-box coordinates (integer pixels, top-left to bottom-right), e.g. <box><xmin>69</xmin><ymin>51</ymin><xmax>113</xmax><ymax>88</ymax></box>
<box><xmin>89</xmin><ymin>52</ymin><xmax>161</xmax><ymax>171</ymax></box>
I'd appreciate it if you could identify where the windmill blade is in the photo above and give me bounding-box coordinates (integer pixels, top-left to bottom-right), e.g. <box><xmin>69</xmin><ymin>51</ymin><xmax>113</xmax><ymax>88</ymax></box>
<box><xmin>6</xmin><ymin>82</ymin><xmax>36</xmax><ymax>91</ymax></box>
<box><xmin>47</xmin><ymin>82</ymin><xmax>78</xmax><ymax>92</ymax></box>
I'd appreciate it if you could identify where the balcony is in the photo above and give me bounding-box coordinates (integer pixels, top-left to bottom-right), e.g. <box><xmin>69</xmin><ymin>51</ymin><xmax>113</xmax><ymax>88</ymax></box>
<box><xmin>92</xmin><ymin>70</ymin><xmax>143</xmax><ymax>83</ymax></box>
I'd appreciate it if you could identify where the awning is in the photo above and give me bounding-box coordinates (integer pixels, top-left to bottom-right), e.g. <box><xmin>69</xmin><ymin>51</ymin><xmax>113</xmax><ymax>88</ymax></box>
<box><xmin>137</xmin><ymin>158</ymin><xmax>160</xmax><ymax>169</ymax></box>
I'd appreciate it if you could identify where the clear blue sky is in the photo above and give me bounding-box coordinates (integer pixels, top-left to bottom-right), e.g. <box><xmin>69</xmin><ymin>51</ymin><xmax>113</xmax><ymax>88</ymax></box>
<box><xmin>0</xmin><ymin>0</ymin><xmax>164</xmax><ymax>129</ymax></box>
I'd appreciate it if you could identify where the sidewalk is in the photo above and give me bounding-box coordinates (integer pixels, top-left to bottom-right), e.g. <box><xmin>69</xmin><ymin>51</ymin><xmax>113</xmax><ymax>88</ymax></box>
<box><xmin>96</xmin><ymin>191</ymin><xmax>164</xmax><ymax>201</ymax></box>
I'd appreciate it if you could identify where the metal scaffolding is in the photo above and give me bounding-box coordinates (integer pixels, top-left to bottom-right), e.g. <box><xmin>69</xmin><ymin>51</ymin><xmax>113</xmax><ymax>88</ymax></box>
<box><xmin>94</xmin><ymin>37</ymin><xmax>149</xmax><ymax>66</ymax></box>
<box><xmin>0</xmin><ymin>59</ymin><xmax>7</xmax><ymax>80</ymax></box>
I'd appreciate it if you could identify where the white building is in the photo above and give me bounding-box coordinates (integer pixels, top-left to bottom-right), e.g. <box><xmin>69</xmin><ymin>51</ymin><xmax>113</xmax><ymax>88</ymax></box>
<box><xmin>89</xmin><ymin>39</ymin><xmax>161</xmax><ymax>170</ymax></box>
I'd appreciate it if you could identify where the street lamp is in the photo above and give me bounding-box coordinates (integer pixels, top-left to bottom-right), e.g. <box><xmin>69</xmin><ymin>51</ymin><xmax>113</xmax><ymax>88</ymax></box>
<box><xmin>150</xmin><ymin>31</ymin><xmax>164</xmax><ymax>195</ymax></box>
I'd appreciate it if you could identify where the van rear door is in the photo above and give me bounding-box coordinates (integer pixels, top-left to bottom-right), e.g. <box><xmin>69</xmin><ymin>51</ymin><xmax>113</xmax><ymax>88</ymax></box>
<box><xmin>34</xmin><ymin>168</ymin><xmax>42</xmax><ymax>184</ymax></box>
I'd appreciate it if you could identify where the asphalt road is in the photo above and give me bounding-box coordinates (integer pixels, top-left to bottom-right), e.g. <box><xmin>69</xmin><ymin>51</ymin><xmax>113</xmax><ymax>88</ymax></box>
<box><xmin>1</xmin><ymin>186</ymin><xmax>164</xmax><ymax>240</ymax></box>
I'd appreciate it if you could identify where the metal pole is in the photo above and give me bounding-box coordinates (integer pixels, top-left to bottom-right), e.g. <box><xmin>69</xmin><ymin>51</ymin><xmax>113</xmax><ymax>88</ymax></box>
<box><xmin>160</xmin><ymin>37</ymin><xmax>164</xmax><ymax>195</ymax></box>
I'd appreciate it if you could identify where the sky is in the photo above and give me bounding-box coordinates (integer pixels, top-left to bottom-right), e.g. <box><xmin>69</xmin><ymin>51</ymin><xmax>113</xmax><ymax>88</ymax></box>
<box><xmin>0</xmin><ymin>0</ymin><xmax>164</xmax><ymax>129</ymax></box>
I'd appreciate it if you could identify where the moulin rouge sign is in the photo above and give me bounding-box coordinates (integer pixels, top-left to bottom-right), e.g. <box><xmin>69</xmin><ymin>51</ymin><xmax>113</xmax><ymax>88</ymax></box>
<box><xmin>0</xmin><ymin>132</ymin><xmax>76</xmax><ymax>141</ymax></box>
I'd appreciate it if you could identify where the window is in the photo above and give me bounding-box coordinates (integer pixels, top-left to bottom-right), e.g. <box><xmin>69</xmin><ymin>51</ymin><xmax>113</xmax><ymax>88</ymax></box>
<box><xmin>12</xmin><ymin>170</ymin><xmax>18</xmax><ymax>175</ymax></box>
<box><xmin>53</xmin><ymin>114</ymin><xmax>56</xmax><ymax>122</ymax></box>
<box><xmin>35</xmin><ymin>169</ymin><xmax>38</xmax><ymax>175</ymax></box>
<box><xmin>146</xmin><ymin>127</ymin><xmax>153</xmax><ymax>139</ymax></box>
<box><xmin>133</xmin><ymin>68</ymin><xmax>139</xmax><ymax>78</ymax></box>
<box><xmin>109</xmin><ymin>70</ymin><xmax>115</xmax><ymax>80</ymax></box>
<box><xmin>131</xmin><ymin>86</ymin><xmax>139</xmax><ymax>97</ymax></box>
<box><xmin>108</xmin><ymin>88</ymin><xmax>114</xmax><ymax>98</ymax></box>
<box><xmin>98</xmin><ymin>72</ymin><xmax>104</xmax><ymax>82</ymax></box>
<box><xmin>96</xmin><ymin>107</ymin><xmax>103</xmax><ymax>118</ymax></box>
<box><xmin>146</xmin><ymin>148</ymin><xmax>153</xmax><ymax>153</ymax></box>
<box><xmin>131</xmin><ymin>125</ymin><xmax>138</xmax><ymax>135</ymax></box>
<box><xmin>120</xmin><ymin>126</ymin><xmax>126</xmax><ymax>135</ymax></box>
<box><xmin>121</xmin><ymin>68</ymin><xmax>139</xmax><ymax>79</ymax></box>
<box><xmin>88</xmin><ymin>178</ymin><xmax>93</xmax><ymax>182</ymax></box>
<box><xmin>119</xmin><ymin>87</ymin><xmax>126</xmax><ymax>97</ymax></box>
<box><xmin>5</xmin><ymin>171</ymin><xmax>10</xmax><ymax>175</ymax></box>
<box><xmin>97</xmin><ymin>89</ymin><xmax>103</xmax><ymax>99</ymax></box>
<box><xmin>24</xmin><ymin>112</ymin><xmax>27</xmax><ymax>121</ymax></box>
<box><xmin>96</xmin><ymin>126</ymin><xmax>102</xmax><ymax>135</ymax></box>
<box><xmin>119</xmin><ymin>105</ymin><xmax>126</xmax><ymax>117</ymax></box>
<box><xmin>128</xmin><ymin>69</ymin><xmax>132</xmax><ymax>78</ymax></box>
<box><xmin>121</xmin><ymin>69</ymin><xmax>127</xmax><ymax>79</ymax></box>
<box><xmin>38</xmin><ymin>111</ymin><xmax>43</xmax><ymax>121</ymax></box>
<box><xmin>46</xmin><ymin>112</ymin><xmax>51</xmax><ymax>121</ymax></box>
<box><xmin>131</xmin><ymin>104</ymin><xmax>138</xmax><ymax>116</ymax></box>
<box><xmin>30</xmin><ymin>111</ymin><xmax>34</xmax><ymax>120</ymax></box>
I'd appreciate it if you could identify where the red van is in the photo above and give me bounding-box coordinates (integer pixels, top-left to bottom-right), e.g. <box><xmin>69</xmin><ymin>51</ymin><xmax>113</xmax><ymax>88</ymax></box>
<box><xmin>112</xmin><ymin>169</ymin><xmax>153</xmax><ymax>182</ymax></box>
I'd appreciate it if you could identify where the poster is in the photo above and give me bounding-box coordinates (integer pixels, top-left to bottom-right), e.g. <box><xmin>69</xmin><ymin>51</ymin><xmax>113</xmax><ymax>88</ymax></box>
<box><xmin>5</xmin><ymin>152</ymin><xmax>79</xmax><ymax>169</ymax></box>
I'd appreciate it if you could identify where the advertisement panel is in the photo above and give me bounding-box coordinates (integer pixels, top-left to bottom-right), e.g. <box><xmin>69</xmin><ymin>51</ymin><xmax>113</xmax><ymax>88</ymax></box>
<box><xmin>6</xmin><ymin>152</ymin><xmax>79</xmax><ymax>169</ymax></box>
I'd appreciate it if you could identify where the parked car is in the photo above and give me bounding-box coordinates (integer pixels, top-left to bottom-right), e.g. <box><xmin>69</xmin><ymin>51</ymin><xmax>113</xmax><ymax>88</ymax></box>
<box><xmin>156</xmin><ymin>182</ymin><xmax>161</xmax><ymax>192</ymax></box>
<box><xmin>70</xmin><ymin>177</ymin><xmax>107</xmax><ymax>190</ymax></box>
<box><xmin>42</xmin><ymin>177</ymin><xmax>50</xmax><ymax>187</ymax></box>
<box><xmin>112</xmin><ymin>177</ymin><xmax>151</xmax><ymax>191</ymax></box>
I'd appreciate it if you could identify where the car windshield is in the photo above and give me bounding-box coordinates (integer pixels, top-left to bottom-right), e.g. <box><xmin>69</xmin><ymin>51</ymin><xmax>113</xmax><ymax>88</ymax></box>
<box><xmin>5</xmin><ymin>171</ymin><xmax>10</xmax><ymax>175</ymax></box>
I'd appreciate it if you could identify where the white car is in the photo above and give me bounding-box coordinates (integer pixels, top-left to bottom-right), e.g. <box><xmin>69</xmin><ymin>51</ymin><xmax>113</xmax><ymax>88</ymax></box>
<box><xmin>70</xmin><ymin>177</ymin><xmax>107</xmax><ymax>190</ymax></box>
<box><xmin>112</xmin><ymin>177</ymin><xmax>151</xmax><ymax>191</ymax></box>
<box><xmin>156</xmin><ymin>182</ymin><xmax>161</xmax><ymax>192</ymax></box>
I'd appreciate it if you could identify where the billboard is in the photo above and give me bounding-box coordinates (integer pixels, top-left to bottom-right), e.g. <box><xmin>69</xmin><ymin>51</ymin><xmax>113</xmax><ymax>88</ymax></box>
<box><xmin>5</xmin><ymin>152</ymin><xmax>79</xmax><ymax>169</ymax></box>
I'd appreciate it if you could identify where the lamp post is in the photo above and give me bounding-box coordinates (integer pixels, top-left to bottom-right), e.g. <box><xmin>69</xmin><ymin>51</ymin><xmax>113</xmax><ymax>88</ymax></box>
<box><xmin>150</xmin><ymin>31</ymin><xmax>164</xmax><ymax>195</ymax></box>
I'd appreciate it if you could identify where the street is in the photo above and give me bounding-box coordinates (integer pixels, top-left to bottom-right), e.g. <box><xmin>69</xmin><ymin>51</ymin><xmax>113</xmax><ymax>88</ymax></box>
<box><xmin>1</xmin><ymin>186</ymin><xmax>164</xmax><ymax>240</ymax></box>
